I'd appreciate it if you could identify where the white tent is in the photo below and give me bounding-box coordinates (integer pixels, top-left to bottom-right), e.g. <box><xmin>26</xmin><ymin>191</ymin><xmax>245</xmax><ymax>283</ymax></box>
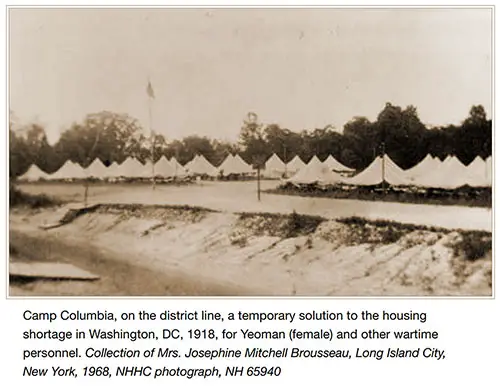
<box><xmin>48</xmin><ymin>160</ymin><xmax>87</xmax><ymax>180</ymax></box>
<box><xmin>344</xmin><ymin>155</ymin><xmax>409</xmax><ymax>186</ymax></box>
<box><xmin>307</xmin><ymin>155</ymin><xmax>323</xmax><ymax>168</ymax></box>
<box><xmin>18</xmin><ymin>164</ymin><xmax>50</xmax><ymax>182</ymax></box>
<box><xmin>234</xmin><ymin>154</ymin><xmax>254</xmax><ymax>174</ymax></box>
<box><xmin>104</xmin><ymin>161</ymin><xmax>120</xmax><ymax>179</ymax></box>
<box><xmin>85</xmin><ymin>158</ymin><xmax>108</xmax><ymax>179</ymax></box>
<box><xmin>467</xmin><ymin>156</ymin><xmax>487</xmax><ymax>178</ymax></box>
<box><xmin>287</xmin><ymin>155</ymin><xmax>306</xmax><ymax>174</ymax></box>
<box><xmin>412</xmin><ymin>156</ymin><xmax>486</xmax><ymax>189</ymax></box>
<box><xmin>288</xmin><ymin>157</ymin><xmax>343</xmax><ymax>185</ymax></box>
<box><xmin>218</xmin><ymin>154</ymin><xmax>253</xmax><ymax>176</ymax></box>
<box><xmin>462</xmin><ymin>156</ymin><xmax>490</xmax><ymax>188</ymax></box>
<box><xmin>183</xmin><ymin>157</ymin><xmax>194</xmax><ymax>173</ymax></box>
<box><xmin>169</xmin><ymin>158</ymin><xmax>188</xmax><ymax>177</ymax></box>
<box><xmin>263</xmin><ymin>153</ymin><xmax>287</xmax><ymax>178</ymax></box>
<box><xmin>323</xmin><ymin>155</ymin><xmax>354</xmax><ymax>172</ymax></box>
<box><xmin>153</xmin><ymin>156</ymin><xmax>177</xmax><ymax>178</ymax></box>
<box><xmin>185</xmin><ymin>154</ymin><xmax>218</xmax><ymax>177</ymax></box>
<box><xmin>168</xmin><ymin>157</ymin><xmax>188</xmax><ymax>176</ymax></box>
<box><xmin>405</xmin><ymin>154</ymin><xmax>442</xmax><ymax>181</ymax></box>
<box><xmin>140</xmin><ymin>160</ymin><xmax>155</xmax><ymax>178</ymax></box>
<box><xmin>485</xmin><ymin>156</ymin><xmax>492</xmax><ymax>186</ymax></box>
<box><xmin>446</xmin><ymin>156</ymin><xmax>488</xmax><ymax>187</ymax></box>
<box><xmin>115</xmin><ymin>157</ymin><xmax>144</xmax><ymax>179</ymax></box>
<box><xmin>442</xmin><ymin>155</ymin><xmax>452</xmax><ymax>164</ymax></box>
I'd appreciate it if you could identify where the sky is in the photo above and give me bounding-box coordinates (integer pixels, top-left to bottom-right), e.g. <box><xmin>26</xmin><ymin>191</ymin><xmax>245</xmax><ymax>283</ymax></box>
<box><xmin>9</xmin><ymin>8</ymin><xmax>492</xmax><ymax>144</ymax></box>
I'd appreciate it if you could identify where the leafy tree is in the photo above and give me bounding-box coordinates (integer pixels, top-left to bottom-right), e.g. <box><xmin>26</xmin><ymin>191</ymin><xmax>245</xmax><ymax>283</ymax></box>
<box><xmin>9</xmin><ymin>129</ymin><xmax>29</xmax><ymax>178</ymax></box>
<box><xmin>211</xmin><ymin>140</ymin><xmax>240</xmax><ymax>167</ymax></box>
<box><xmin>181</xmin><ymin>135</ymin><xmax>216</xmax><ymax>165</ymax></box>
<box><xmin>343</xmin><ymin>116</ymin><xmax>378</xmax><ymax>169</ymax></box>
<box><xmin>53</xmin><ymin>111</ymin><xmax>145</xmax><ymax>167</ymax></box>
<box><xmin>239</xmin><ymin>112</ymin><xmax>268</xmax><ymax>167</ymax></box>
<box><xmin>164</xmin><ymin>139</ymin><xmax>185</xmax><ymax>164</ymax></box>
<box><xmin>457</xmin><ymin>105</ymin><xmax>491</xmax><ymax>164</ymax></box>
<box><xmin>9</xmin><ymin>122</ymin><xmax>55</xmax><ymax>177</ymax></box>
<box><xmin>9</xmin><ymin>104</ymin><xmax>492</xmax><ymax>180</ymax></box>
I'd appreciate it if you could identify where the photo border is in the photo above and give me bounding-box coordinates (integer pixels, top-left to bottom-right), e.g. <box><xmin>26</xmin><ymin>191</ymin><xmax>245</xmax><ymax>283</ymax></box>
<box><xmin>4</xmin><ymin>3</ymin><xmax>495</xmax><ymax>301</ymax></box>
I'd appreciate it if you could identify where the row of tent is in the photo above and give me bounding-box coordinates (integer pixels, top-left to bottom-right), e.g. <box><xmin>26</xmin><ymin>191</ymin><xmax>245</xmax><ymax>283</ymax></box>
<box><xmin>20</xmin><ymin>156</ymin><xmax>187</xmax><ymax>181</ymax></box>
<box><xmin>287</xmin><ymin>154</ymin><xmax>492</xmax><ymax>189</ymax></box>
<box><xmin>18</xmin><ymin>152</ymin><xmax>352</xmax><ymax>182</ymax></box>
<box><xmin>18</xmin><ymin>152</ymin><xmax>492</xmax><ymax>189</ymax></box>
<box><xmin>263</xmin><ymin>153</ymin><xmax>354</xmax><ymax>178</ymax></box>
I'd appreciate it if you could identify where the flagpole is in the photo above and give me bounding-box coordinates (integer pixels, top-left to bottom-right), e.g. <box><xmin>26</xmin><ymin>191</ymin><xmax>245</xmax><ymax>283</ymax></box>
<box><xmin>175</xmin><ymin>147</ymin><xmax>179</xmax><ymax>178</ymax></box>
<box><xmin>381</xmin><ymin>142</ymin><xmax>386</xmax><ymax>194</ymax></box>
<box><xmin>147</xmin><ymin>78</ymin><xmax>156</xmax><ymax>190</ymax></box>
<box><xmin>283</xmin><ymin>144</ymin><xmax>287</xmax><ymax>178</ymax></box>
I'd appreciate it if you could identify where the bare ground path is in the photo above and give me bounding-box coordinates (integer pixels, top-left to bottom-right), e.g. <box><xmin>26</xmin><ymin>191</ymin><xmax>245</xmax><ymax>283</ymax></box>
<box><xmin>9</xmin><ymin>226</ymin><xmax>255</xmax><ymax>297</ymax></box>
<box><xmin>18</xmin><ymin>181</ymin><xmax>492</xmax><ymax>231</ymax></box>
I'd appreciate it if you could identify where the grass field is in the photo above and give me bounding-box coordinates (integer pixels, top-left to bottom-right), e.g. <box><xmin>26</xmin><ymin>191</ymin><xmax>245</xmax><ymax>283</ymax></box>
<box><xmin>268</xmin><ymin>183</ymin><xmax>492</xmax><ymax>208</ymax></box>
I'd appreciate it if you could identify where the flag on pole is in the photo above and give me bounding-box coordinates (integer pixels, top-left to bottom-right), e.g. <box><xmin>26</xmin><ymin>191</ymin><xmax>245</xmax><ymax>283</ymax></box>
<box><xmin>146</xmin><ymin>80</ymin><xmax>155</xmax><ymax>99</ymax></box>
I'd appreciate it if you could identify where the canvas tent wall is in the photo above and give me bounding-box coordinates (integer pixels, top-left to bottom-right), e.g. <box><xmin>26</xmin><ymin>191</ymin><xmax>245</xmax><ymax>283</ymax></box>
<box><xmin>18</xmin><ymin>164</ymin><xmax>50</xmax><ymax>182</ymax></box>
<box><xmin>462</xmin><ymin>156</ymin><xmax>489</xmax><ymax>188</ymax></box>
<box><xmin>444</xmin><ymin>156</ymin><xmax>488</xmax><ymax>188</ymax></box>
<box><xmin>152</xmin><ymin>156</ymin><xmax>188</xmax><ymax>178</ymax></box>
<box><xmin>412</xmin><ymin>156</ymin><xmax>486</xmax><ymax>189</ymax></box>
<box><xmin>286</xmin><ymin>155</ymin><xmax>306</xmax><ymax>174</ymax></box>
<box><xmin>485</xmin><ymin>156</ymin><xmax>492</xmax><ymax>187</ymax></box>
<box><xmin>139</xmin><ymin>160</ymin><xmax>155</xmax><ymax>178</ymax></box>
<box><xmin>405</xmin><ymin>154</ymin><xmax>441</xmax><ymax>181</ymax></box>
<box><xmin>263</xmin><ymin>153</ymin><xmax>287</xmax><ymax>178</ymax></box>
<box><xmin>218</xmin><ymin>154</ymin><xmax>253</xmax><ymax>176</ymax></box>
<box><xmin>185</xmin><ymin>154</ymin><xmax>218</xmax><ymax>177</ymax></box>
<box><xmin>323</xmin><ymin>155</ymin><xmax>354</xmax><ymax>173</ymax></box>
<box><xmin>442</xmin><ymin>155</ymin><xmax>452</xmax><ymax>164</ymax></box>
<box><xmin>467</xmin><ymin>156</ymin><xmax>487</xmax><ymax>178</ymax></box>
<box><xmin>168</xmin><ymin>157</ymin><xmax>188</xmax><ymax>176</ymax></box>
<box><xmin>153</xmin><ymin>156</ymin><xmax>176</xmax><ymax>178</ymax></box>
<box><xmin>104</xmin><ymin>161</ymin><xmax>120</xmax><ymax>179</ymax></box>
<box><xmin>115</xmin><ymin>157</ymin><xmax>144</xmax><ymax>179</ymax></box>
<box><xmin>234</xmin><ymin>154</ymin><xmax>254</xmax><ymax>174</ymax></box>
<box><xmin>307</xmin><ymin>155</ymin><xmax>322</xmax><ymax>168</ymax></box>
<box><xmin>47</xmin><ymin>160</ymin><xmax>87</xmax><ymax>180</ymax></box>
<box><xmin>288</xmin><ymin>157</ymin><xmax>343</xmax><ymax>185</ymax></box>
<box><xmin>85</xmin><ymin>158</ymin><xmax>108</xmax><ymax>179</ymax></box>
<box><xmin>344</xmin><ymin>155</ymin><xmax>409</xmax><ymax>186</ymax></box>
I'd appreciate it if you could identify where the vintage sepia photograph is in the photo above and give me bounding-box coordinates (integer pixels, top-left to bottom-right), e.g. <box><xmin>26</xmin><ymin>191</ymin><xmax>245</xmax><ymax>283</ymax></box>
<box><xmin>8</xmin><ymin>7</ymin><xmax>493</xmax><ymax>297</ymax></box>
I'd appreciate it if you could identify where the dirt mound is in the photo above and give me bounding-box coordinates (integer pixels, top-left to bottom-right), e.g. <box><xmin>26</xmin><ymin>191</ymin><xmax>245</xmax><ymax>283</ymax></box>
<box><xmin>9</xmin><ymin>205</ymin><xmax>492</xmax><ymax>296</ymax></box>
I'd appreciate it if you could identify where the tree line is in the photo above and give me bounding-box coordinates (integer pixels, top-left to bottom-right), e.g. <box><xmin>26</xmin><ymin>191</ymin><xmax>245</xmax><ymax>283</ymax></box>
<box><xmin>9</xmin><ymin>103</ymin><xmax>492</xmax><ymax>178</ymax></box>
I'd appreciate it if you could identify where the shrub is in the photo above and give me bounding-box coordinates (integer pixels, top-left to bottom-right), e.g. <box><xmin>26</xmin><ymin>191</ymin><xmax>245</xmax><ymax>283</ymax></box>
<box><xmin>380</xmin><ymin>227</ymin><xmax>404</xmax><ymax>244</ymax></box>
<box><xmin>9</xmin><ymin>184</ymin><xmax>61</xmax><ymax>209</ymax></box>
<box><xmin>452</xmin><ymin>232</ymin><xmax>491</xmax><ymax>261</ymax></box>
<box><xmin>236</xmin><ymin>211</ymin><xmax>324</xmax><ymax>238</ymax></box>
<box><xmin>285</xmin><ymin>211</ymin><xmax>323</xmax><ymax>238</ymax></box>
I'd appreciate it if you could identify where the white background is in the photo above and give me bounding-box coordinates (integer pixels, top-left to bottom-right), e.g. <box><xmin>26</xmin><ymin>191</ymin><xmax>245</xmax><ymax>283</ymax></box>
<box><xmin>2</xmin><ymin>299</ymin><xmax>498</xmax><ymax>384</ymax></box>
<box><xmin>1</xmin><ymin>1</ymin><xmax>498</xmax><ymax>385</ymax></box>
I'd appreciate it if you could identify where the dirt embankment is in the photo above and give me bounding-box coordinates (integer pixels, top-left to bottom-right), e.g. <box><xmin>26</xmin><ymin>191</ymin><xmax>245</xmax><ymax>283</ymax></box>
<box><xmin>9</xmin><ymin>204</ymin><xmax>492</xmax><ymax>296</ymax></box>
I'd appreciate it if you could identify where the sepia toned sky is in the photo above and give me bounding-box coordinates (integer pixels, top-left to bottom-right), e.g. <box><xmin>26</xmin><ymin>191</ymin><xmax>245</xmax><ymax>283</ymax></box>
<box><xmin>9</xmin><ymin>7</ymin><xmax>492</xmax><ymax>144</ymax></box>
